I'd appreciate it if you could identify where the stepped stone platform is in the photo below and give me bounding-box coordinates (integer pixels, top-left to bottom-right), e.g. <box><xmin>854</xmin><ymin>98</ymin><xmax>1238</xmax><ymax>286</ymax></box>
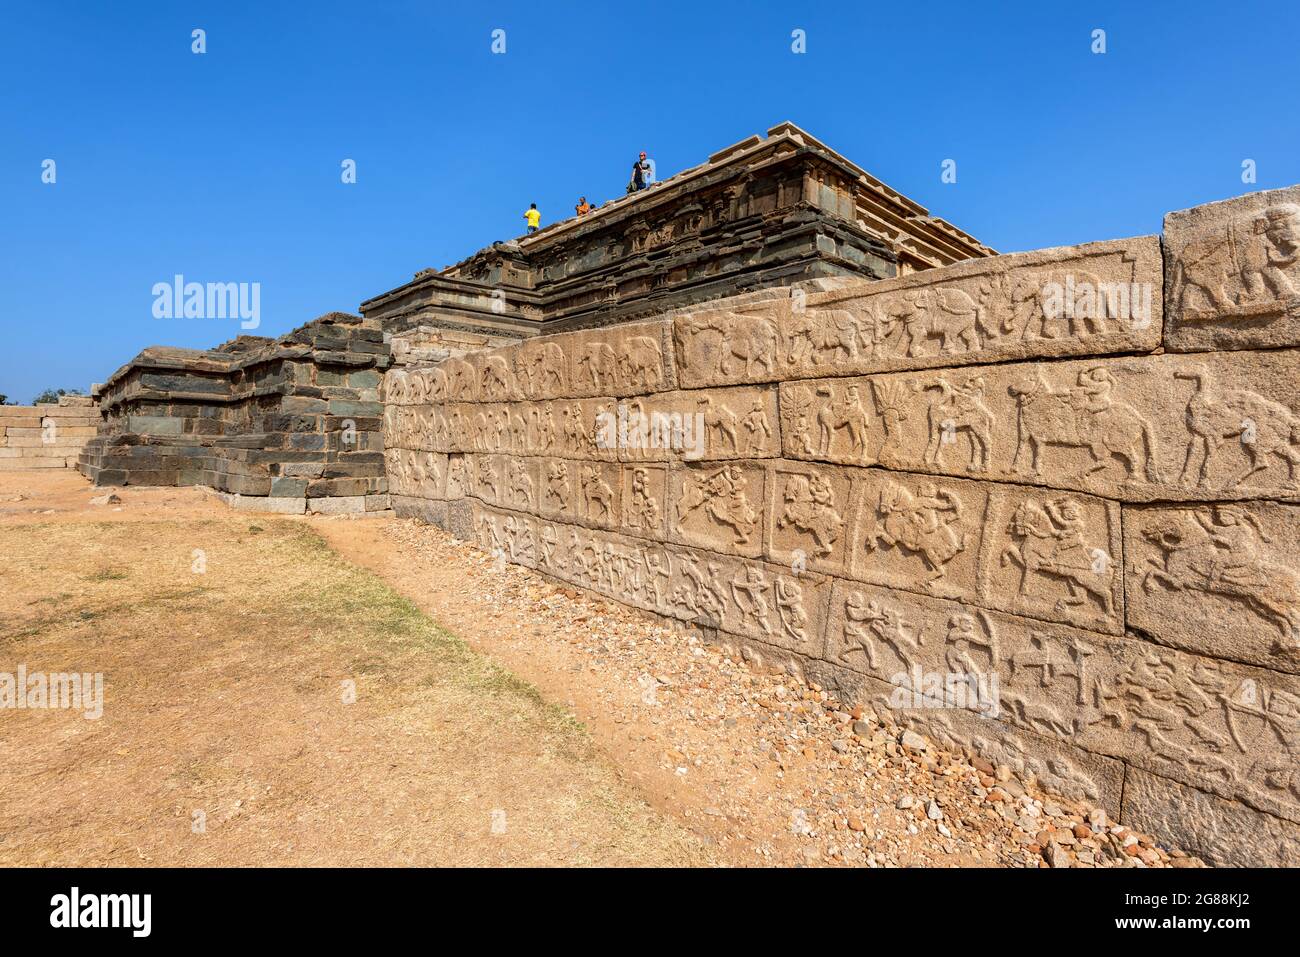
<box><xmin>77</xmin><ymin>124</ymin><xmax>992</xmax><ymax>512</ymax></box>
<box><xmin>0</xmin><ymin>395</ymin><xmax>99</xmax><ymax>470</ymax></box>
<box><xmin>61</xmin><ymin>124</ymin><xmax>1300</xmax><ymax>868</ymax></box>
<box><xmin>359</xmin><ymin>122</ymin><xmax>995</xmax><ymax>341</ymax></box>
<box><xmin>78</xmin><ymin>313</ymin><xmax>390</xmax><ymax>514</ymax></box>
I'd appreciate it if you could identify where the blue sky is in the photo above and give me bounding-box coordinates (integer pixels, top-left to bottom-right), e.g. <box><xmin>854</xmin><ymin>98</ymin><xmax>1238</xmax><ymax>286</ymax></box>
<box><xmin>2</xmin><ymin>1</ymin><xmax>1297</xmax><ymax>404</ymax></box>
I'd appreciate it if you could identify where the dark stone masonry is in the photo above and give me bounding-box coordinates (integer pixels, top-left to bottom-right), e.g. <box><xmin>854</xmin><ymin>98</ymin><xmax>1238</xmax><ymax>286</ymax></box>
<box><xmin>79</xmin><ymin>313</ymin><xmax>390</xmax><ymax>514</ymax></box>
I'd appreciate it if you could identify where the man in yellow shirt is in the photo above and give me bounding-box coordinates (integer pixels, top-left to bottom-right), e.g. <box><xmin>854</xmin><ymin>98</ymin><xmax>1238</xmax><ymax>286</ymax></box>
<box><xmin>524</xmin><ymin>203</ymin><xmax>541</xmax><ymax>233</ymax></box>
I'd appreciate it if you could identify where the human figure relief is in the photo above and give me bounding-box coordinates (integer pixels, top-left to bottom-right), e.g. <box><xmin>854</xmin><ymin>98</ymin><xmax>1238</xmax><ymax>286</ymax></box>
<box><xmin>677</xmin><ymin>556</ymin><xmax>727</xmax><ymax>622</ymax></box>
<box><xmin>627</xmin><ymin>468</ymin><xmax>660</xmax><ymax>530</ymax></box>
<box><xmin>1009</xmin><ymin>367</ymin><xmax>1159</xmax><ymax>484</ymax></box>
<box><xmin>774</xmin><ymin>577</ymin><xmax>810</xmax><ymax>643</ymax></box>
<box><xmin>866</xmin><ymin>481</ymin><xmax>966</xmax><ymax>586</ymax></box>
<box><xmin>942</xmin><ymin>611</ymin><xmax>1000</xmax><ymax>715</ymax></box>
<box><xmin>781</xmin><ymin>386</ymin><xmax>817</xmax><ymax>456</ymax></box>
<box><xmin>644</xmin><ymin>549</ymin><xmax>671</xmax><ymax>606</ymax></box>
<box><xmin>1174</xmin><ymin>364</ymin><xmax>1300</xmax><ymax>490</ymax></box>
<box><xmin>1141</xmin><ymin>505</ymin><xmax>1300</xmax><ymax>640</ymax></box>
<box><xmin>539</xmin><ymin>524</ymin><xmax>559</xmax><ymax>569</ymax></box>
<box><xmin>923</xmin><ymin>376</ymin><xmax>994</xmax><ymax>473</ymax></box>
<box><xmin>508</xmin><ymin>459</ymin><xmax>533</xmax><ymax>508</ymax></box>
<box><xmin>837</xmin><ymin>592</ymin><xmax>925</xmax><ymax>673</ymax></box>
<box><xmin>560</xmin><ymin>403</ymin><xmax>585</xmax><ymax>454</ymax></box>
<box><xmin>1000</xmin><ymin>496</ymin><xmax>1115</xmax><ymax>617</ymax></box>
<box><xmin>741</xmin><ymin>397</ymin><xmax>772</xmax><ymax>453</ymax></box>
<box><xmin>581</xmin><ymin>466</ymin><xmax>615</xmax><ymax>524</ymax></box>
<box><xmin>544</xmin><ymin>461</ymin><xmax>570</xmax><ymax>511</ymax></box>
<box><xmin>677</xmin><ymin>465</ymin><xmax>759</xmax><ymax>545</ymax></box>
<box><xmin>730</xmin><ymin>566</ymin><xmax>773</xmax><ymax>634</ymax></box>
<box><xmin>777</xmin><ymin>472</ymin><xmax>843</xmax><ymax>558</ymax></box>
<box><xmin>814</xmin><ymin>385</ymin><xmax>872</xmax><ymax>460</ymax></box>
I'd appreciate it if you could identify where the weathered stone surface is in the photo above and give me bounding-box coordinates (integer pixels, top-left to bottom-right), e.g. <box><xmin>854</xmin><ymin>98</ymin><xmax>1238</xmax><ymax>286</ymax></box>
<box><xmin>1122</xmin><ymin>767</ymin><xmax>1300</xmax><ymax>867</ymax></box>
<box><xmin>472</xmin><ymin>502</ymin><xmax>830</xmax><ymax>657</ymax></box>
<box><xmin>781</xmin><ymin>349</ymin><xmax>1300</xmax><ymax>503</ymax></box>
<box><xmin>614</xmin><ymin>386</ymin><xmax>779</xmax><ymax>462</ymax></box>
<box><xmin>822</xmin><ymin>580</ymin><xmax>1300</xmax><ymax>823</ymax></box>
<box><xmin>360</xmin><ymin>124</ymin><xmax>992</xmax><ymax>339</ymax></box>
<box><xmin>673</xmin><ymin>236</ymin><xmax>1161</xmax><ymax>389</ymax></box>
<box><xmin>361</xmin><ymin>182</ymin><xmax>1300</xmax><ymax>863</ymax></box>
<box><xmin>1165</xmin><ymin>185</ymin><xmax>1300</xmax><ymax>352</ymax></box>
<box><xmin>1125</xmin><ymin>501</ymin><xmax>1300</xmax><ymax>675</ymax></box>
<box><xmin>669</xmin><ymin>461</ymin><xmax>766</xmax><ymax>559</ymax></box>
<box><xmin>766</xmin><ymin>461</ymin><xmax>858</xmax><ymax>576</ymax></box>
<box><xmin>815</xmin><ymin>668</ymin><xmax>1125</xmax><ymax>818</ymax></box>
<box><xmin>845</xmin><ymin>470</ymin><xmax>1123</xmax><ymax>635</ymax></box>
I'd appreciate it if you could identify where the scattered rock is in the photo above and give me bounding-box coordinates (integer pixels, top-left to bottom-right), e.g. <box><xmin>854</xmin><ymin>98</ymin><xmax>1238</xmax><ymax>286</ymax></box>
<box><xmin>90</xmin><ymin>493</ymin><xmax>122</xmax><ymax>507</ymax></box>
<box><xmin>900</xmin><ymin>730</ymin><xmax>928</xmax><ymax>752</ymax></box>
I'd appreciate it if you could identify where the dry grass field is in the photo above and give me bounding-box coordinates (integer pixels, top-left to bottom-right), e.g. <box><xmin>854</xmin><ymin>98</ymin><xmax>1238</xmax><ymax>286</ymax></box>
<box><xmin>0</xmin><ymin>476</ymin><xmax>708</xmax><ymax>866</ymax></box>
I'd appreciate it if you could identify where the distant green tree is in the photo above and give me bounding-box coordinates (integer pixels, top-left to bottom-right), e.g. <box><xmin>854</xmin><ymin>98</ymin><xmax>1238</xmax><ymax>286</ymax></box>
<box><xmin>0</xmin><ymin>394</ymin><xmax>10</xmax><ymax>405</ymax></box>
<box><xmin>31</xmin><ymin>388</ymin><xmax>85</xmax><ymax>405</ymax></box>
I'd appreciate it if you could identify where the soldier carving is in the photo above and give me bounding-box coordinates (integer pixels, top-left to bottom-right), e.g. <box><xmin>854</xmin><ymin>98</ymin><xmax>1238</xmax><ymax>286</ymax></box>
<box><xmin>777</xmin><ymin>472</ymin><xmax>843</xmax><ymax>557</ymax></box>
<box><xmin>1000</xmin><ymin>496</ymin><xmax>1115</xmax><ymax>617</ymax></box>
<box><xmin>866</xmin><ymin>481</ymin><xmax>966</xmax><ymax>585</ymax></box>
<box><xmin>1172</xmin><ymin>204</ymin><xmax>1300</xmax><ymax>319</ymax></box>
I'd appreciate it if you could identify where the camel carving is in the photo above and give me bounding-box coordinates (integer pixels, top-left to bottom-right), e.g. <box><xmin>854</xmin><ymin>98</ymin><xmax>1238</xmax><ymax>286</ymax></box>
<box><xmin>1175</xmin><ymin>364</ymin><xmax>1300</xmax><ymax>490</ymax></box>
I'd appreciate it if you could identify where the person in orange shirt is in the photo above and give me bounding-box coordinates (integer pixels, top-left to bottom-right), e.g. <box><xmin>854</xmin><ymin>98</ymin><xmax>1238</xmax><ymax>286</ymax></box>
<box><xmin>575</xmin><ymin>196</ymin><xmax>593</xmax><ymax>216</ymax></box>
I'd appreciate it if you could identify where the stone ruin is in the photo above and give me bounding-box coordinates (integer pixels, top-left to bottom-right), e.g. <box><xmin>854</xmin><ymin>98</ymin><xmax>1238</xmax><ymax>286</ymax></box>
<box><xmin>70</xmin><ymin>123</ymin><xmax>1300</xmax><ymax>865</ymax></box>
<box><xmin>382</xmin><ymin>185</ymin><xmax>1300</xmax><ymax>867</ymax></box>
<box><xmin>0</xmin><ymin>394</ymin><xmax>99</xmax><ymax>471</ymax></box>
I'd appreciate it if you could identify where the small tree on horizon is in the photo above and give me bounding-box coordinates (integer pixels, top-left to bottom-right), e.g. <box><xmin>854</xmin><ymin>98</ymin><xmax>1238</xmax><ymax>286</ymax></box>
<box><xmin>31</xmin><ymin>387</ymin><xmax>86</xmax><ymax>405</ymax></box>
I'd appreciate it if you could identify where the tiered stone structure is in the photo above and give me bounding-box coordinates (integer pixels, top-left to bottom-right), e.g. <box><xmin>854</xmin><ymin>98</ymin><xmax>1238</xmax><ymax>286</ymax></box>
<box><xmin>359</xmin><ymin>123</ymin><xmax>994</xmax><ymax>340</ymax></box>
<box><xmin>76</xmin><ymin>125</ymin><xmax>991</xmax><ymax>513</ymax></box>
<box><xmin>78</xmin><ymin>313</ymin><xmax>390</xmax><ymax>514</ymax></box>
<box><xmin>0</xmin><ymin>395</ymin><xmax>99</xmax><ymax>470</ymax></box>
<box><xmin>382</xmin><ymin>185</ymin><xmax>1300</xmax><ymax>867</ymax></box>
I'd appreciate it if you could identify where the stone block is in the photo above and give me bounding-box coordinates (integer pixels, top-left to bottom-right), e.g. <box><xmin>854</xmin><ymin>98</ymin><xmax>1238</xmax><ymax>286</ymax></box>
<box><xmin>673</xmin><ymin>236</ymin><xmax>1162</xmax><ymax>389</ymax></box>
<box><xmin>780</xmin><ymin>348</ymin><xmax>1300</xmax><ymax>504</ymax></box>
<box><xmin>1125</xmin><ymin>500</ymin><xmax>1300</xmax><ymax>674</ymax></box>
<box><xmin>1121</xmin><ymin>767</ymin><xmax>1300</xmax><ymax>867</ymax></box>
<box><xmin>1164</xmin><ymin>185</ymin><xmax>1300</xmax><ymax>352</ymax></box>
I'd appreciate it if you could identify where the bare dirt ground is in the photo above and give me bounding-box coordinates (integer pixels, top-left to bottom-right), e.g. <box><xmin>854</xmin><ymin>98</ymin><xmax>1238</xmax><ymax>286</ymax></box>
<box><xmin>0</xmin><ymin>471</ymin><xmax>1202</xmax><ymax>867</ymax></box>
<box><xmin>0</xmin><ymin>472</ymin><xmax>707</xmax><ymax>866</ymax></box>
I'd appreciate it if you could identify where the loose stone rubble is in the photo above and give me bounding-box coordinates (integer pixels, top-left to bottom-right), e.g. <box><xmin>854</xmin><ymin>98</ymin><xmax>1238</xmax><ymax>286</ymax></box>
<box><xmin>384</xmin><ymin>517</ymin><xmax>1204</xmax><ymax>868</ymax></box>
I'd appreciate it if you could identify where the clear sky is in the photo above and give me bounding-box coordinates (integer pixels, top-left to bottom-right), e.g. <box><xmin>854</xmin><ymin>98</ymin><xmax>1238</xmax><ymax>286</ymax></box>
<box><xmin>2</xmin><ymin>1</ymin><xmax>1297</xmax><ymax>404</ymax></box>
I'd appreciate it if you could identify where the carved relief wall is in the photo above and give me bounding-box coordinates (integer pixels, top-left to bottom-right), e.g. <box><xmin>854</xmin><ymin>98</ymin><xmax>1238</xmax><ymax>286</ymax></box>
<box><xmin>382</xmin><ymin>185</ymin><xmax>1300</xmax><ymax>867</ymax></box>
